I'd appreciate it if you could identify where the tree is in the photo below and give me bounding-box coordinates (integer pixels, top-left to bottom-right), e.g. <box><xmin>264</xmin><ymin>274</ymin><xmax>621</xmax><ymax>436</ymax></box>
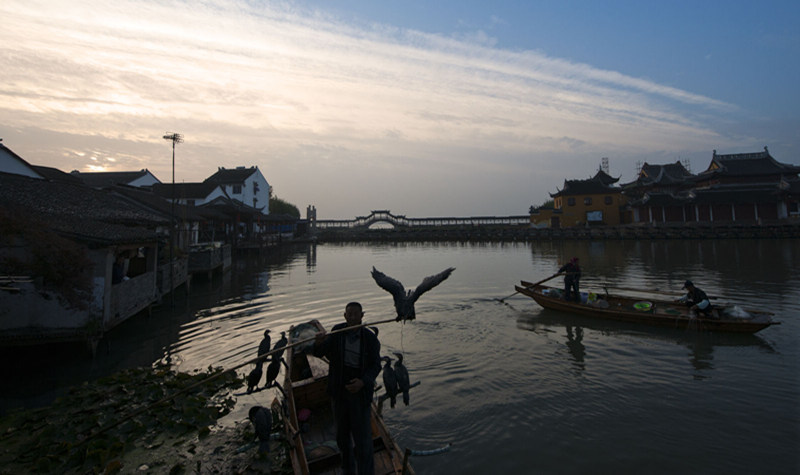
<box><xmin>269</xmin><ymin>196</ymin><xmax>300</xmax><ymax>218</ymax></box>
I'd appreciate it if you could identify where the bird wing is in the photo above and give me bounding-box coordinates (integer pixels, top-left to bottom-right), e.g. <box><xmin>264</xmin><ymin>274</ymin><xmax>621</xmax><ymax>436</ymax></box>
<box><xmin>409</xmin><ymin>267</ymin><xmax>455</xmax><ymax>303</ymax></box>
<box><xmin>371</xmin><ymin>267</ymin><xmax>406</xmax><ymax>299</ymax></box>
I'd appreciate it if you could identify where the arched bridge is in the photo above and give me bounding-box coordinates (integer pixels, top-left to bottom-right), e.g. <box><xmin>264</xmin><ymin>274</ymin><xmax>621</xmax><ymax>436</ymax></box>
<box><xmin>314</xmin><ymin>210</ymin><xmax>530</xmax><ymax>229</ymax></box>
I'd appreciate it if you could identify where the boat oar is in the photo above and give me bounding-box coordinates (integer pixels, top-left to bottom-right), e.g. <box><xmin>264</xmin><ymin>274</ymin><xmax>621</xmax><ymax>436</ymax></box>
<box><xmin>496</xmin><ymin>272</ymin><xmax>563</xmax><ymax>302</ymax></box>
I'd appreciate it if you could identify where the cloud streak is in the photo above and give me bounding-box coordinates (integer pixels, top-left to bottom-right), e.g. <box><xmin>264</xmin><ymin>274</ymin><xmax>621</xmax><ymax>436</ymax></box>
<box><xmin>0</xmin><ymin>0</ymin><xmax>759</xmax><ymax>218</ymax></box>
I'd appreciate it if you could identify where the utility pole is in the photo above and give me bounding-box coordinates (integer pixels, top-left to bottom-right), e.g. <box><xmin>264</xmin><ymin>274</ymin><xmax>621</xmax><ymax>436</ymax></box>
<box><xmin>163</xmin><ymin>133</ymin><xmax>183</xmax><ymax>308</ymax></box>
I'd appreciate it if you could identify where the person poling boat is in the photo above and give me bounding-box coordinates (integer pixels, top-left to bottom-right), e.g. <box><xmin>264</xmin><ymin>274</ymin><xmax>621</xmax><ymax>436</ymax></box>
<box><xmin>514</xmin><ymin>279</ymin><xmax>779</xmax><ymax>333</ymax></box>
<box><xmin>557</xmin><ymin>257</ymin><xmax>581</xmax><ymax>302</ymax></box>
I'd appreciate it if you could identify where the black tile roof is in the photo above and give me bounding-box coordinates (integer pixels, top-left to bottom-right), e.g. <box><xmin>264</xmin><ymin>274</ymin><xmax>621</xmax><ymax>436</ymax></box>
<box><xmin>550</xmin><ymin>174</ymin><xmax>621</xmax><ymax>197</ymax></box>
<box><xmin>73</xmin><ymin>169</ymin><xmax>157</xmax><ymax>188</ymax></box>
<box><xmin>204</xmin><ymin>166</ymin><xmax>258</xmax><ymax>184</ymax></box>
<box><xmin>0</xmin><ymin>172</ymin><xmax>164</xmax><ymax>245</ymax></box>
<box><xmin>31</xmin><ymin>165</ymin><xmax>85</xmax><ymax>185</ymax></box>
<box><xmin>152</xmin><ymin>182</ymin><xmax>223</xmax><ymax>200</ymax></box>
<box><xmin>698</xmin><ymin>148</ymin><xmax>800</xmax><ymax>177</ymax></box>
<box><xmin>111</xmin><ymin>184</ymin><xmax>205</xmax><ymax>222</ymax></box>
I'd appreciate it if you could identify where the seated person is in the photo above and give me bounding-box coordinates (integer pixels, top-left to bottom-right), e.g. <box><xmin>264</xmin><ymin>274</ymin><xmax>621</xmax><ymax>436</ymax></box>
<box><xmin>677</xmin><ymin>280</ymin><xmax>713</xmax><ymax>317</ymax></box>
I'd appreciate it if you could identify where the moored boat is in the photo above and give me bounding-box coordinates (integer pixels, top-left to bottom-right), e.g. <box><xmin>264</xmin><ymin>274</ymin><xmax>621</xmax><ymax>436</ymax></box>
<box><xmin>278</xmin><ymin>319</ymin><xmax>411</xmax><ymax>474</ymax></box>
<box><xmin>515</xmin><ymin>281</ymin><xmax>780</xmax><ymax>334</ymax></box>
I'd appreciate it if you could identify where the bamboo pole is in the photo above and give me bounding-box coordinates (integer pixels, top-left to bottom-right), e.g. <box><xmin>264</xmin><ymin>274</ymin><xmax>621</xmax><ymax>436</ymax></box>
<box><xmin>497</xmin><ymin>272</ymin><xmax>563</xmax><ymax>302</ymax></box>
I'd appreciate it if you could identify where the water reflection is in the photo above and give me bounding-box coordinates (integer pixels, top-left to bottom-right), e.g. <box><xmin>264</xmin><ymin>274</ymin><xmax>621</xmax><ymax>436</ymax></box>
<box><xmin>565</xmin><ymin>325</ymin><xmax>585</xmax><ymax>369</ymax></box>
<box><xmin>516</xmin><ymin>308</ymin><xmax>776</xmax><ymax>373</ymax></box>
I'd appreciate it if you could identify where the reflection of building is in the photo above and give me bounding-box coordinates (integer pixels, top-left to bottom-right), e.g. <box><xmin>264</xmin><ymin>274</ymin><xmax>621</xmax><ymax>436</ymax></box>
<box><xmin>532</xmin><ymin>170</ymin><xmax>626</xmax><ymax>228</ymax></box>
<box><xmin>623</xmin><ymin>148</ymin><xmax>800</xmax><ymax>224</ymax></box>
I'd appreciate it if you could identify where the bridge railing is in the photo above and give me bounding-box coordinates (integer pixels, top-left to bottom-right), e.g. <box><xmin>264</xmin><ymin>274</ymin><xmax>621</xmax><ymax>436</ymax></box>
<box><xmin>314</xmin><ymin>211</ymin><xmax>530</xmax><ymax>229</ymax></box>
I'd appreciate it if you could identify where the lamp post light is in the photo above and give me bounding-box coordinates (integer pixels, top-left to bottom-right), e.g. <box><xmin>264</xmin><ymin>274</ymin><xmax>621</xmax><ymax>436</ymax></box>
<box><xmin>163</xmin><ymin>133</ymin><xmax>183</xmax><ymax>307</ymax></box>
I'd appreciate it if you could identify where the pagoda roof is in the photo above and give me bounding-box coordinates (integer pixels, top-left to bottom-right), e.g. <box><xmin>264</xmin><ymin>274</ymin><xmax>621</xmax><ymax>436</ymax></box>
<box><xmin>698</xmin><ymin>147</ymin><xmax>800</xmax><ymax>178</ymax></box>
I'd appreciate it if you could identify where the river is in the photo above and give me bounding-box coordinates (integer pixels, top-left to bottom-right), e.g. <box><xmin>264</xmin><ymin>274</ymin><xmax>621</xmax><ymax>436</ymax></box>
<box><xmin>2</xmin><ymin>239</ymin><xmax>799</xmax><ymax>474</ymax></box>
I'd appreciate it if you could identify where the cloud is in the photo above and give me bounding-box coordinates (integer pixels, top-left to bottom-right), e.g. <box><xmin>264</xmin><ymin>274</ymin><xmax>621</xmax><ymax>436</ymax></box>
<box><xmin>0</xmin><ymin>0</ymin><xmax>766</xmax><ymax>218</ymax></box>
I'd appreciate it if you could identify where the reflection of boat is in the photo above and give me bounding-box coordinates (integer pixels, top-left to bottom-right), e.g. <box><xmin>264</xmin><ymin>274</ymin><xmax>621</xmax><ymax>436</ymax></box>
<box><xmin>515</xmin><ymin>281</ymin><xmax>780</xmax><ymax>334</ymax></box>
<box><xmin>280</xmin><ymin>320</ymin><xmax>410</xmax><ymax>474</ymax></box>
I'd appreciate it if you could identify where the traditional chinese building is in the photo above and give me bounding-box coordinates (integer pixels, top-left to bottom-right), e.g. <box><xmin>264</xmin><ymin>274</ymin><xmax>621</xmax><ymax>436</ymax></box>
<box><xmin>624</xmin><ymin>147</ymin><xmax>800</xmax><ymax>224</ymax></box>
<box><xmin>532</xmin><ymin>170</ymin><xmax>626</xmax><ymax>227</ymax></box>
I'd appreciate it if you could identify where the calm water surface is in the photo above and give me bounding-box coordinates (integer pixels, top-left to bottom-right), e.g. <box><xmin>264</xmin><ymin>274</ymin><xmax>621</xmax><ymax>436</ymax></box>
<box><xmin>3</xmin><ymin>239</ymin><xmax>799</xmax><ymax>474</ymax></box>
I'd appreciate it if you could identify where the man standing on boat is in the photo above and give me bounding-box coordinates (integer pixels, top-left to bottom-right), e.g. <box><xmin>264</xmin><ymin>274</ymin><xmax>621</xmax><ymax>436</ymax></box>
<box><xmin>314</xmin><ymin>302</ymin><xmax>381</xmax><ymax>475</ymax></box>
<box><xmin>678</xmin><ymin>280</ymin><xmax>713</xmax><ymax>317</ymax></box>
<box><xmin>558</xmin><ymin>257</ymin><xmax>582</xmax><ymax>302</ymax></box>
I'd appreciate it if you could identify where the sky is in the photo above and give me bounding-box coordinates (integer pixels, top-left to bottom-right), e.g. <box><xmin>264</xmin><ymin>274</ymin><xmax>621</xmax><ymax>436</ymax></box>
<box><xmin>1</xmin><ymin>0</ymin><xmax>798</xmax><ymax>219</ymax></box>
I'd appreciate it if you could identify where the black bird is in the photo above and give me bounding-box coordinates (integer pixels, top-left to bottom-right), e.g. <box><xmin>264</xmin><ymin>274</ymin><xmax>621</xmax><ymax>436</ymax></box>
<box><xmin>264</xmin><ymin>357</ymin><xmax>282</xmax><ymax>388</ymax></box>
<box><xmin>371</xmin><ymin>266</ymin><xmax>455</xmax><ymax>321</ymax></box>
<box><xmin>393</xmin><ymin>352</ymin><xmax>411</xmax><ymax>406</ymax></box>
<box><xmin>246</xmin><ymin>366</ymin><xmax>262</xmax><ymax>393</ymax></box>
<box><xmin>381</xmin><ymin>356</ymin><xmax>399</xmax><ymax>408</ymax></box>
<box><xmin>271</xmin><ymin>331</ymin><xmax>288</xmax><ymax>361</ymax></box>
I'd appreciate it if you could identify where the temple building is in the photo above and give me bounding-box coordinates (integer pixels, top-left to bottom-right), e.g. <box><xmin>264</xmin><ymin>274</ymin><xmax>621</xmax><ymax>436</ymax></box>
<box><xmin>622</xmin><ymin>147</ymin><xmax>800</xmax><ymax>224</ymax></box>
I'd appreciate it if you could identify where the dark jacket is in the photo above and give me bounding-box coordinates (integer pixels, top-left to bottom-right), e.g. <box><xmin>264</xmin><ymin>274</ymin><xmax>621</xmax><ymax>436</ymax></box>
<box><xmin>313</xmin><ymin>323</ymin><xmax>381</xmax><ymax>406</ymax></box>
<box><xmin>686</xmin><ymin>287</ymin><xmax>709</xmax><ymax>304</ymax></box>
<box><xmin>558</xmin><ymin>262</ymin><xmax>581</xmax><ymax>282</ymax></box>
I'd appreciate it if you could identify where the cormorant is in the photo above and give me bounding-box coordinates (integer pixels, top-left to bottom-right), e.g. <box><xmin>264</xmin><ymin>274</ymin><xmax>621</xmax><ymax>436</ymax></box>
<box><xmin>264</xmin><ymin>357</ymin><xmax>282</xmax><ymax>388</ymax></box>
<box><xmin>381</xmin><ymin>356</ymin><xmax>399</xmax><ymax>408</ymax></box>
<box><xmin>271</xmin><ymin>331</ymin><xmax>288</xmax><ymax>361</ymax></box>
<box><xmin>393</xmin><ymin>352</ymin><xmax>411</xmax><ymax>406</ymax></box>
<box><xmin>371</xmin><ymin>266</ymin><xmax>455</xmax><ymax>321</ymax></box>
<box><xmin>257</xmin><ymin>329</ymin><xmax>271</xmax><ymax>369</ymax></box>
<box><xmin>246</xmin><ymin>366</ymin><xmax>262</xmax><ymax>393</ymax></box>
<box><xmin>248</xmin><ymin>406</ymin><xmax>272</xmax><ymax>455</ymax></box>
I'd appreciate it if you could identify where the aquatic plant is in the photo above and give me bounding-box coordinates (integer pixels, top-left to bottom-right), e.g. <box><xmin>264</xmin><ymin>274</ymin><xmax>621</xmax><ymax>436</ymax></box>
<box><xmin>0</xmin><ymin>364</ymin><xmax>242</xmax><ymax>473</ymax></box>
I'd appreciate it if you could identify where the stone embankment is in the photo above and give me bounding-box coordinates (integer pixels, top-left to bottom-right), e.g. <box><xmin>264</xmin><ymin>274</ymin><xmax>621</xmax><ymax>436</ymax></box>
<box><xmin>314</xmin><ymin>222</ymin><xmax>800</xmax><ymax>242</ymax></box>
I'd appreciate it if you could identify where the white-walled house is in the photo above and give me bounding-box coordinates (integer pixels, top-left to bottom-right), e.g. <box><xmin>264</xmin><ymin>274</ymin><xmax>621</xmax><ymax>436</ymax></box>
<box><xmin>204</xmin><ymin>166</ymin><xmax>271</xmax><ymax>214</ymax></box>
<box><xmin>0</xmin><ymin>142</ymin><xmax>44</xmax><ymax>179</ymax></box>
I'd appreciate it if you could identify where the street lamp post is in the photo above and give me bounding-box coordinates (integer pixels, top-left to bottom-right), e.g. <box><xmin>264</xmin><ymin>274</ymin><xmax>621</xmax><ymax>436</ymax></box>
<box><xmin>163</xmin><ymin>133</ymin><xmax>183</xmax><ymax>307</ymax></box>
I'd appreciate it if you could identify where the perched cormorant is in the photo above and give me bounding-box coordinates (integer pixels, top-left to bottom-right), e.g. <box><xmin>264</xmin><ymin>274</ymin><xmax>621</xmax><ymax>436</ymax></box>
<box><xmin>393</xmin><ymin>352</ymin><xmax>411</xmax><ymax>406</ymax></box>
<box><xmin>246</xmin><ymin>366</ymin><xmax>262</xmax><ymax>393</ymax></box>
<box><xmin>381</xmin><ymin>356</ymin><xmax>399</xmax><ymax>408</ymax></box>
<box><xmin>371</xmin><ymin>266</ymin><xmax>455</xmax><ymax>321</ymax></box>
<box><xmin>257</xmin><ymin>329</ymin><xmax>271</xmax><ymax>369</ymax></box>
<box><xmin>264</xmin><ymin>357</ymin><xmax>282</xmax><ymax>388</ymax></box>
<box><xmin>271</xmin><ymin>331</ymin><xmax>288</xmax><ymax>361</ymax></box>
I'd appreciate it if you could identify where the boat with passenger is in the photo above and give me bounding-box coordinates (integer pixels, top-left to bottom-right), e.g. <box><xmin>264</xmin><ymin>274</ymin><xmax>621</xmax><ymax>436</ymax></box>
<box><xmin>514</xmin><ymin>280</ymin><xmax>780</xmax><ymax>334</ymax></box>
<box><xmin>275</xmin><ymin>319</ymin><xmax>411</xmax><ymax>474</ymax></box>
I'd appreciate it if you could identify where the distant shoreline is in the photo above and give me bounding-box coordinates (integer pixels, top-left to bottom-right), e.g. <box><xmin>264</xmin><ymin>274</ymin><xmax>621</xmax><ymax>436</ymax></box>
<box><xmin>312</xmin><ymin>221</ymin><xmax>800</xmax><ymax>242</ymax></box>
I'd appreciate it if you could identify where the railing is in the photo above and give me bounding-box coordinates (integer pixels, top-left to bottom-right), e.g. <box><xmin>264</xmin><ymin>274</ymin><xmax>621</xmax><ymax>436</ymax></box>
<box><xmin>315</xmin><ymin>210</ymin><xmax>530</xmax><ymax>229</ymax></box>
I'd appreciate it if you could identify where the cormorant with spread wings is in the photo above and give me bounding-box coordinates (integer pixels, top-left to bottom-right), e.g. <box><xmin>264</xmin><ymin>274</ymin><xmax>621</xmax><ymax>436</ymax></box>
<box><xmin>371</xmin><ymin>266</ymin><xmax>455</xmax><ymax>321</ymax></box>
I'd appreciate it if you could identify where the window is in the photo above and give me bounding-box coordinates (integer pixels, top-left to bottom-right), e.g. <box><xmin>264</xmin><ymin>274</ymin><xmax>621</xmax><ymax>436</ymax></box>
<box><xmin>584</xmin><ymin>197</ymin><xmax>592</xmax><ymax>205</ymax></box>
<box><xmin>186</xmin><ymin>199</ymin><xmax>196</xmax><ymax>206</ymax></box>
<box><xmin>567</xmin><ymin>197</ymin><xmax>576</xmax><ymax>206</ymax></box>
<box><xmin>233</xmin><ymin>184</ymin><xmax>242</xmax><ymax>194</ymax></box>
<box><xmin>587</xmin><ymin>210</ymin><xmax>603</xmax><ymax>222</ymax></box>
<box><xmin>604</xmin><ymin>196</ymin><xmax>613</xmax><ymax>205</ymax></box>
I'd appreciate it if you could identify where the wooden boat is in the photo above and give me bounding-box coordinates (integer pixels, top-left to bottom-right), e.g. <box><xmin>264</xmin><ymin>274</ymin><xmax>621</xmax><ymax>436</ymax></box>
<box><xmin>515</xmin><ymin>281</ymin><xmax>780</xmax><ymax>334</ymax></box>
<box><xmin>277</xmin><ymin>319</ymin><xmax>411</xmax><ymax>474</ymax></box>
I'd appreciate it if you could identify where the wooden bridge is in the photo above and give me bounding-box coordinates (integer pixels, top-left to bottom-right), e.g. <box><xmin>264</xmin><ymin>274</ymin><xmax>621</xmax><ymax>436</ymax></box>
<box><xmin>314</xmin><ymin>210</ymin><xmax>530</xmax><ymax>229</ymax></box>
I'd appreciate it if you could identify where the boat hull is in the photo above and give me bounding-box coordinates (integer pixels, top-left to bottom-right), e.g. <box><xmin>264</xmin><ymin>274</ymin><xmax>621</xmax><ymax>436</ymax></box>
<box><xmin>515</xmin><ymin>282</ymin><xmax>778</xmax><ymax>334</ymax></box>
